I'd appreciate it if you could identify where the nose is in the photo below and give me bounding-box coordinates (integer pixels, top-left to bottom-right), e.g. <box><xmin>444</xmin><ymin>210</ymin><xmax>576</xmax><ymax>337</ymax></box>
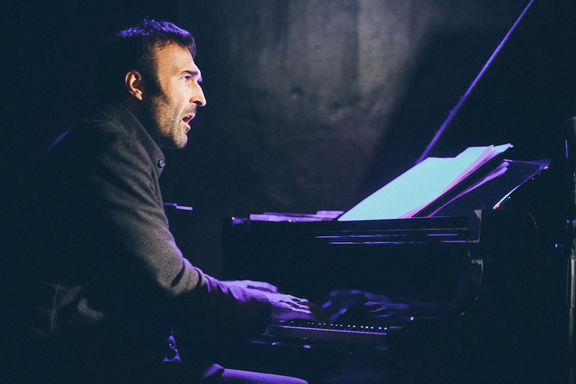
<box><xmin>191</xmin><ymin>84</ymin><xmax>206</xmax><ymax>107</ymax></box>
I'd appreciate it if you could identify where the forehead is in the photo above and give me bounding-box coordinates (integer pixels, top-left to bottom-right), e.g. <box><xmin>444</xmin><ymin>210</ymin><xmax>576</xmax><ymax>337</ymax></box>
<box><xmin>153</xmin><ymin>42</ymin><xmax>198</xmax><ymax>73</ymax></box>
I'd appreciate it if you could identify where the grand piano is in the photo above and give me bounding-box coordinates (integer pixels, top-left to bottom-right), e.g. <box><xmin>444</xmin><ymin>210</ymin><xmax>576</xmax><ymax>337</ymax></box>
<box><xmin>219</xmin><ymin>155</ymin><xmax>569</xmax><ymax>384</ymax></box>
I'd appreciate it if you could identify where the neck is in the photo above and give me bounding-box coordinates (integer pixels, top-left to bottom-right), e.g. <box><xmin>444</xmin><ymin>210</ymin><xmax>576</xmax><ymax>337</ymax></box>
<box><xmin>123</xmin><ymin>98</ymin><xmax>142</xmax><ymax>120</ymax></box>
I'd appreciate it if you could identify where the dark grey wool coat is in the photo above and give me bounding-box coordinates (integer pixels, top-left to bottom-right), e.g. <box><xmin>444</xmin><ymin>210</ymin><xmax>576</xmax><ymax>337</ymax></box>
<box><xmin>7</xmin><ymin>102</ymin><xmax>270</xmax><ymax>382</ymax></box>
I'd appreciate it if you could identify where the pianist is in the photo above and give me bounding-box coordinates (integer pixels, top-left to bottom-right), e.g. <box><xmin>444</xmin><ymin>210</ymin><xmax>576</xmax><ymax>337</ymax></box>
<box><xmin>4</xmin><ymin>19</ymin><xmax>313</xmax><ymax>384</ymax></box>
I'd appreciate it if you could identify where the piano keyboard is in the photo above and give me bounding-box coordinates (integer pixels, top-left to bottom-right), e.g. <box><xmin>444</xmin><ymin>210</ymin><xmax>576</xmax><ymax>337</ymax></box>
<box><xmin>265</xmin><ymin>320</ymin><xmax>392</xmax><ymax>345</ymax></box>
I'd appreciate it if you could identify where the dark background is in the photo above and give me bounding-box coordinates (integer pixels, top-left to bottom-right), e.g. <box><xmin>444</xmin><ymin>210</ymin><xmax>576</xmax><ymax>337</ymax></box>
<box><xmin>3</xmin><ymin>0</ymin><xmax>576</xmax><ymax>275</ymax></box>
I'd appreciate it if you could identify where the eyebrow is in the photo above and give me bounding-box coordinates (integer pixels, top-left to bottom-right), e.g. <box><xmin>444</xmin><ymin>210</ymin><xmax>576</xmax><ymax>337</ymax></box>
<box><xmin>182</xmin><ymin>70</ymin><xmax>203</xmax><ymax>82</ymax></box>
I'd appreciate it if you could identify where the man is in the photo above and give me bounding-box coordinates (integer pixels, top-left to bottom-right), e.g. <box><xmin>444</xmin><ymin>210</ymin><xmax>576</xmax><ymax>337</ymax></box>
<box><xmin>6</xmin><ymin>19</ymin><xmax>313</xmax><ymax>384</ymax></box>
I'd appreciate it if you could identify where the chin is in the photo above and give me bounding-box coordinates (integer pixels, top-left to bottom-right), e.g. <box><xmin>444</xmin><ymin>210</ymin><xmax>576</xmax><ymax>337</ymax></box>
<box><xmin>174</xmin><ymin>137</ymin><xmax>188</xmax><ymax>149</ymax></box>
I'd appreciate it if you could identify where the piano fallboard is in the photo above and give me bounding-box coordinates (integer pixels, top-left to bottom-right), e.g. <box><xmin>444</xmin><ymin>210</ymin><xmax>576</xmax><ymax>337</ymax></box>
<box><xmin>231</xmin><ymin>213</ymin><xmax>481</xmax><ymax>245</ymax></box>
<box><xmin>223</xmin><ymin>211</ymin><xmax>489</xmax><ymax>307</ymax></box>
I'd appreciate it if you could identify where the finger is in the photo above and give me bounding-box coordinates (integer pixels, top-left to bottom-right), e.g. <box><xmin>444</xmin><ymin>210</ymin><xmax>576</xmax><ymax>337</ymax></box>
<box><xmin>280</xmin><ymin>299</ymin><xmax>310</xmax><ymax>311</ymax></box>
<box><xmin>270</xmin><ymin>305</ymin><xmax>313</xmax><ymax>321</ymax></box>
<box><xmin>290</xmin><ymin>310</ymin><xmax>314</xmax><ymax>320</ymax></box>
<box><xmin>247</xmin><ymin>282</ymin><xmax>279</xmax><ymax>293</ymax></box>
<box><xmin>291</xmin><ymin>297</ymin><xmax>309</xmax><ymax>304</ymax></box>
<box><xmin>277</xmin><ymin>294</ymin><xmax>308</xmax><ymax>303</ymax></box>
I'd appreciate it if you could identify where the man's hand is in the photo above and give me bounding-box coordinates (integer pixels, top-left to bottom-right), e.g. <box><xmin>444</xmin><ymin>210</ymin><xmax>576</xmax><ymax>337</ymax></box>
<box><xmin>222</xmin><ymin>280</ymin><xmax>329</xmax><ymax>321</ymax></box>
<box><xmin>222</xmin><ymin>280</ymin><xmax>318</xmax><ymax>321</ymax></box>
<box><xmin>266</xmin><ymin>292</ymin><xmax>314</xmax><ymax>321</ymax></box>
<box><xmin>222</xmin><ymin>280</ymin><xmax>279</xmax><ymax>293</ymax></box>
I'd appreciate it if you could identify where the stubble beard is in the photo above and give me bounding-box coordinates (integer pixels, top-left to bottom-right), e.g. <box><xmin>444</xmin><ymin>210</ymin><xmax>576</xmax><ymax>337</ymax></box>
<box><xmin>144</xmin><ymin>93</ymin><xmax>188</xmax><ymax>149</ymax></box>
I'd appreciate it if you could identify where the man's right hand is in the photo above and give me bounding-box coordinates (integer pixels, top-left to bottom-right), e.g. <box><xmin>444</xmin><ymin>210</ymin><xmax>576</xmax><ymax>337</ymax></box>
<box><xmin>266</xmin><ymin>292</ymin><xmax>314</xmax><ymax>321</ymax></box>
<box><xmin>221</xmin><ymin>279</ymin><xmax>328</xmax><ymax>321</ymax></box>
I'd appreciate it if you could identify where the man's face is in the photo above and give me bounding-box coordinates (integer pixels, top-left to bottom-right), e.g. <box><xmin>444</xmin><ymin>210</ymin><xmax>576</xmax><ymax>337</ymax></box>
<box><xmin>146</xmin><ymin>42</ymin><xmax>206</xmax><ymax>149</ymax></box>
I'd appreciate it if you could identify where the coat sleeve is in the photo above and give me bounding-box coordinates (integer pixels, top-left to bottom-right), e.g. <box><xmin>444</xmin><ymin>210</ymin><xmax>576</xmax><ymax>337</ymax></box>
<box><xmin>85</xmin><ymin>131</ymin><xmax>271</xmax><ymax>335</ymax></box>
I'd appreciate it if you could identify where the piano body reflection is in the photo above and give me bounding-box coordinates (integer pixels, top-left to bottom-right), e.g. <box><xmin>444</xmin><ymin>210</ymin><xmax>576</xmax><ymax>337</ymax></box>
<box><xmin>221</xmin><ymin>157</ymin><xmax>567</xmax><ymax>383</ymax></box>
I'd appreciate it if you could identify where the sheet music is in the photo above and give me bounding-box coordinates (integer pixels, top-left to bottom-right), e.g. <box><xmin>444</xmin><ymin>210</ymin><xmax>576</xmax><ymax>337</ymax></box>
<box><xmin>338</xmin><ymin>144</ymin><xmax>512</xmax><ymax>221</ymax></box>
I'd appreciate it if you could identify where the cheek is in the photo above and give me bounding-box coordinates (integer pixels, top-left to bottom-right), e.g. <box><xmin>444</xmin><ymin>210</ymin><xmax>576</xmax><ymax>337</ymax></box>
<box><xmin>165</xmin><ymin>90</ymin><xmax>187</xmax><ymax>110</ymax></box>
<box><xmin>177</xmin><ymin>89</ymin><xmax>191</xmax><ymax>105</ymax></box>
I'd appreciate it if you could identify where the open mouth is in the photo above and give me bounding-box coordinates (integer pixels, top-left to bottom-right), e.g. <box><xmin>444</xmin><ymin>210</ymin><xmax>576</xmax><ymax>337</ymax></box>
<box><xmin>182</xmin><ymin>114</ymin><xmax>194</xmax><ymax>125</ymax></box>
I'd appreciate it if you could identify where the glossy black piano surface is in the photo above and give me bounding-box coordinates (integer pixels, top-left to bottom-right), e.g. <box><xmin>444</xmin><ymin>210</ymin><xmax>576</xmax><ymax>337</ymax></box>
<box><xmin>220</xmin><ymin>206</ymin><xmax>567</xmax><ymax>383</ymax></box>
<box><xmin>214</xmin><ymin>154</ymin><xmax>571</xmax><ymax>383</ymax></box>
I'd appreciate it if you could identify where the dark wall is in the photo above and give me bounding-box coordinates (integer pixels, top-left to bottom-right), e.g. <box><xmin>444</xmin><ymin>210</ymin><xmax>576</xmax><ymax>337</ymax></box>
<box><xmin>165</xmin><ymin>0</ymin><xmax>576</xmax><ymax>273</ymax></box>
<box><xmin>169</xmin><ymin>0</ymin><xmax>575</xmax><ymax>215</ymax></box>
<box><xmin>4</xmin><ymin>0</ymin><xmax>575</xmax><ymax>275</ymax></box>
<box><xmin>3</xmin><ymin>0</ymin><xmax>179</xmax><ymax>161</ymax></box>
<box><xmin>170</xmin><ymin>0</ymin><xmax>560</xmax><ymax>213</ymax></box>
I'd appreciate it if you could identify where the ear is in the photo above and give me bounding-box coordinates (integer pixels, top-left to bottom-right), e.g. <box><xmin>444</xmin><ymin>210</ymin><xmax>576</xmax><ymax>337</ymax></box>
<box><xmin>124</xmin><ymin>70</ymin><xmax>144</xmax><ymax>101</ymax></box>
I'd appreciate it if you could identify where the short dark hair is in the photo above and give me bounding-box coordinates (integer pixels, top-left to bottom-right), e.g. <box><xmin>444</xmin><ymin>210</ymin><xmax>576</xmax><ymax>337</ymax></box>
<box><xmin>96</xmin><ymin>18</ymin><xmax>196</xmax><ymax>102</ymax></box>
